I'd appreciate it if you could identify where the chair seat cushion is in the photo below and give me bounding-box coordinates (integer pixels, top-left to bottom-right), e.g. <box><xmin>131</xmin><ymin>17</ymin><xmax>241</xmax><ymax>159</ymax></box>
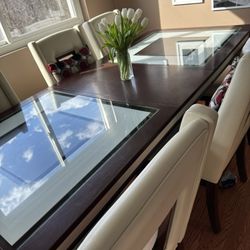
<box><xmin>47</xmin><ymin>46</ymin><xmax>94</xmax><ymax>82</ymax></box>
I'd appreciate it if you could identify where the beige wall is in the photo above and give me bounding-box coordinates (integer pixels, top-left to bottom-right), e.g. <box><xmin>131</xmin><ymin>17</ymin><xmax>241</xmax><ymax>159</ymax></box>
<box><xmin>160</xmin><ymin>0</ymin><xmax>250</xmax><ymax>29</ymax></box>
<box><xmin>114</xmin><ymin>0</ymin><xmax>250</xmax><ymax>30</ymax></box>
<box><xmin>0</xmin><ymin>48</ymin><xmax>46</xmax><ymax>101</ymax></box>
<box><xmin>81</xmin><ymin>0</ymin><xmax>115</xmax><ymax>19</ymax></box>
<box><xmin>114</xmin><ymin>0</ymin><xmax>161</xmax><ymax>31</ymax></box>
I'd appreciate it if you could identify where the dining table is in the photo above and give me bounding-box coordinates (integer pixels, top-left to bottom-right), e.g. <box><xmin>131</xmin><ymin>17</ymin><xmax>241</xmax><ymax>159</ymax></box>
<box><xmin>0</xmin><ymin>27</ymin><xmax>249</xmax><ymax>250</ymax></box>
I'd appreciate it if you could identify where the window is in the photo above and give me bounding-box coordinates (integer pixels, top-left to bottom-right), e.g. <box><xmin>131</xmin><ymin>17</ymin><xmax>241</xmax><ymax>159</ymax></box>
<box><xmin>0</xmin><ymin>0</ymin><xmax>83</xmax><ymax>54</ymax></box>
<box><xmin>0</xmin><ymin>23</ymin><xmax>7</xmax><ymax>46</ymax></box>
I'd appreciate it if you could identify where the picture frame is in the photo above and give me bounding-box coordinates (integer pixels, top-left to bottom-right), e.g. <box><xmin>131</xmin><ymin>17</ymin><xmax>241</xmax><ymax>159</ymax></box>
<box><xmin>212</xmin><ymin>0</ymin><xmax>250</xmax><ymax>10</ymax></box>
<box><xmin>172</xmin><ymin>0</ymin><xmax>203</xmax><ymax>5</ymax></box>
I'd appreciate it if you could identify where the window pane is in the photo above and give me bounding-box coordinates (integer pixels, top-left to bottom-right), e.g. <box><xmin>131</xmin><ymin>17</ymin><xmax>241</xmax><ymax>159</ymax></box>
<box><xmin>0</xmin><ymin>24</ymin><xmax>6</xmax><ymax>44</ymax></box>
<box><xmin>0</xmin><ymin>31</ymin><xmax>4</xmax><ymax>41</ymax></box>
<box><xmin>0</xmin><ymin>0</ymin><xmax>73</xmax><ymax>38</ymax></box>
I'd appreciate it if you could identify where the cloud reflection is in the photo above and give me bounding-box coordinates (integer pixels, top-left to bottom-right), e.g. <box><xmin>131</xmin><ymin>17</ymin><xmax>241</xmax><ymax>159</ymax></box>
<box><xmin>7</xmin><ymin>137</ymin><xmax>17</xmax><ymax>145</ymax></box>
<box><xmin>59</xmin><ymin>97</ymin><xmax>91</xmax><ymax>111</ymax></box>
<box><xmin>22</xmin><ymin>148</ymin><xmax>34</xmax><ymax>163</ymax></box>
<box><xmin>40</xmin><ymin>95</ymin><xmax>92</xmax><ymax>116</ymax></box>
<box><xmin>25</xmin><ymin>107</ymin><xmax>37</xmax><ymax>120</ymax></box>
<box><xmin>58</xmin><ymin>130</ymin><xmax>73</xmax><ymax>149</ymax></box>
<box><xmin>0</xmin><ymin>180</ymin><xmax>45</xmax><ymax>216</ymax></box>
<box><xmin>34</xmin><ymin>126</ymin><xmax>43</xmax><ymax>133</ymax></box>
<box><xmin>76</xmin><ymin>122</ymin><xmax>103</xmax><ymax>141</ymax></box>
<box><xmin>0</xmin><ymin>153</ymin><xmax>3</xmax><ymax>167</ymax></box>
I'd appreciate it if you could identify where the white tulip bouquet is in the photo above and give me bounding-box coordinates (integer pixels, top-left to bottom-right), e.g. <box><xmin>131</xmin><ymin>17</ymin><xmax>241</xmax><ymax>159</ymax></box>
<box><xmin>98</xmin><ymin>8</ymin><xmax>148</xmax><ymax>80</ymax></box>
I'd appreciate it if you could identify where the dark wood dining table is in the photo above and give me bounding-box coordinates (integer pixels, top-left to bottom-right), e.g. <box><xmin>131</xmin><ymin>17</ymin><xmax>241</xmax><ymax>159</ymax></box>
<box><xmin>0</xmin><ymin>27</ymin><xmax>249</xmax><ymax>250</ymax></box>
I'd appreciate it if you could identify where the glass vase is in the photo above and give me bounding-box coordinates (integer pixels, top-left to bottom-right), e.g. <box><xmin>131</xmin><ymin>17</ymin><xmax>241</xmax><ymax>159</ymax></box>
<box><xmin>116</xmin><ymin>50</ymin><xmax>134</xmax><ymax>81</ymax></box>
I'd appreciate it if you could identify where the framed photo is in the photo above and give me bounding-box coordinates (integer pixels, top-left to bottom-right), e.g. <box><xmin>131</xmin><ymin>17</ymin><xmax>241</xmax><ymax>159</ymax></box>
<box><xmin>213</xmin><ymin>0</ymin><xmax>250</xmax><ymax>10</ymax></box>
<box><xmin>176</xmin><ymin>40</ymin><xmax>207</xmax><ymax>66</ymax></box>
<box><xmin>172</xmin><ymin>0</ymin><xmax>203</xmax><ymax>5</ymax></box>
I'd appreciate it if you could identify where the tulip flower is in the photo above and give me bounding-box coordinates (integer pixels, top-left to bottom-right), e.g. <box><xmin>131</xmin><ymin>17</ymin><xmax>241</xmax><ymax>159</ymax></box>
<box><xmin>97</xmin><ymin>8</ymin><xmax>149</xmax><ymax>80</ymax></box>
<box><xmin>133</xmin><ymin>9</ymin><xmax>143</xmax><ymax>22</ymax></box>
<box><xmin>127</xmin><ymin>8</ymin><xmax>135</xmax><ymax>20</ymax></box>
<box><xmin>121</xmin><ymin>8</ymin><xmax>127</xmax><ymax>18</ymax></box>
<box><xmin>98</xmin><ymin>22</ymin><xmax>106</xmax><ymax>33</ymax></box>
<box><xmin>115</xmin><ymin>14</ymin><xmax>121</xmax><ymax>26</ymax></box>
<box><xmin>101</xmin><ymin>18</ymin><xmax>108</xmax><ymax>27</ymax></box>
<box><xmin>97</xmin><ymin>8</ymin><xmax>148</xmax><ymax>48</ymax></box>
<box><xmin>141</xmin><ymin>17</ymin><xmax>149</xmax><ymax>28</ymax></box>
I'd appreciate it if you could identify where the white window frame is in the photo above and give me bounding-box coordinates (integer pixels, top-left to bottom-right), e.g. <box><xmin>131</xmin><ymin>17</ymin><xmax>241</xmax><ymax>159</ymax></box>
<box><xmin>0</xmin><ymin>0</ymin><xmax>83</xmax><ymax>55</ymax></box>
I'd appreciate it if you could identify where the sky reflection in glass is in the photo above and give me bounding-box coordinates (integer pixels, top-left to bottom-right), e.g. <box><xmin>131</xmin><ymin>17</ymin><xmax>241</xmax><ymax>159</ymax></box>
<box><xmin>0</xmin><ymin>93</ymin><xmax>105</xmax><ymax>216</ymax></box>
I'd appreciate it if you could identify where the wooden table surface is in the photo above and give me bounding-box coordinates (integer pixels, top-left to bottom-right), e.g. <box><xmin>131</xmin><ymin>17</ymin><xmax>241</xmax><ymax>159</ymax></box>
<box><xmin>1</xmin><ymin>27</ymin><xmax>249</xmax><ymax>250</ymax></box>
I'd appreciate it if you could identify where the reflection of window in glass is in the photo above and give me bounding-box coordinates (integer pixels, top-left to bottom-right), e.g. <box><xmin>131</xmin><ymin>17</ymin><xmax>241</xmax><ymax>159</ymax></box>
<box><xmin>176</xmin><ymin>40</ymin><xmax>206</xmax><ymax>66</ymax></box>
<box><xmin>0</xmin><ymin>0</ymin><xmax>74</xmax><ymax>37</ymax></box>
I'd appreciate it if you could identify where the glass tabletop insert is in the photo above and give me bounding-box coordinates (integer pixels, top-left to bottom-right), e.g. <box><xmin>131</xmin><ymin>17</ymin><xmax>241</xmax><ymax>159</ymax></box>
<box><xmin>0</xmin><ymin>90</ymin><xmax>155</xmax><ymax>245</ymax></box>
<box><xmin>129</xmin><ymin>29</ymin><xmax>239</xmax><ymax>66</ymax></box>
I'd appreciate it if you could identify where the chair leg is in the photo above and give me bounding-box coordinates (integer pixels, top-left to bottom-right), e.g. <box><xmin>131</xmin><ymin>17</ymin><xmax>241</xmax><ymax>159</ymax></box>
<box><xmin>206</xmin><ymin>182</ymin><xmax>221</xmax><ymax>233</ymax></box>
<box><xmin>247</xmin><ymin>128</ymin><xmax>250</xmax><ymax>146</ymax></box>
<box><xmin>176</xmin><ymin>242</ymin><xmax>184</xmax><ymax>250</ymax></box>
<box><xmin>236</xmin><ymin>136</ymin><xmax>247</xmax><ymax>182</ymax></box>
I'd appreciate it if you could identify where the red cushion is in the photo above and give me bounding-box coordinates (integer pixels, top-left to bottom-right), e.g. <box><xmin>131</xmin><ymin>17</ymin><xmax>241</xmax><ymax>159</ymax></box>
<box><xmin>47</xmin><ymin>45</ymin><xmax>94</xmax><ymax>82</ymax></box>
<box><xmin>209</xmin><ymin>56</ymin><xmax>240</xmax><ymax>111</ymax></box>
<box><xmin>209</xmin><ymin>84</ymin><xmax>229</xmax><ymax>111</ymax></box>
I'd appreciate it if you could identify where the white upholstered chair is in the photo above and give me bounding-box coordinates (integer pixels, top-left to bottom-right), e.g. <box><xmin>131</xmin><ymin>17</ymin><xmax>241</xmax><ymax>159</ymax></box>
<box><xmin>242</xmin><ymin>39</ymin><xmax>250</xmax><ymax>145</ymax></box>
<box><xmin>77</xmin><ymin>104</ymin><xmax>217</xmax><ymax>250</ymax></box>
<box><xmin>79</xmin><ymin>10</ymin><xmax>118</xmax><ymax>60</ymax></box>
<box><xmin>242</xmin><ymin>38</ymin><xmax>250</xmax><ymax>55</ymax></box>
<box><xmin>202</xmin><ymin>52</ymin><xmax>250</xmax><ymax>233</ymax></box>
<box><xmin>28</xmin><ymin>27</ymin><xmax>94</xmax><ymax>87</ymax></box>
<box><xmin>0</xmin><ymin>72</ymin><xmax>19</xmax><ymax>114</ymax></box>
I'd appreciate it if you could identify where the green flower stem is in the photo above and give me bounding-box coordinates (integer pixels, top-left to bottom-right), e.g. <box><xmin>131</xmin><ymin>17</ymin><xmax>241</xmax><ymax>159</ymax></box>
<box><xmin>117</xmin><ymin>50</ymin><xmax>133</xmax><ymax>80</ymax></box>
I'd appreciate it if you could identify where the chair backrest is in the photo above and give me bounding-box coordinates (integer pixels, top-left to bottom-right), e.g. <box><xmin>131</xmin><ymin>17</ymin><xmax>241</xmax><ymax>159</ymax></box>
<box><xmin>79</xmin><ymin>10</ymin><xmax>117</xmax><ymax>60</ymax></box>
<box><xmin>242</xmin><ymin>38</ymin><xmax>250</xmax><ymax>55</ymax></box>
<box><xmin>0</xmin><ymin>72</ymin><xmax>19</xmax><ymax>114</ymax></box>
<box><xmin>77</xmin><ymin>104</ymin><xmax>217</xmax><ymax>250</ymax></box>
<box><xmin>203</xmin><ymin>52</ymin><xmax>250</xmax><ymax>184</ymax></box>
<box><xmin>28</xmin><ymin>28</ymin><xmax>93</xmax><ymax>87</ymax></box>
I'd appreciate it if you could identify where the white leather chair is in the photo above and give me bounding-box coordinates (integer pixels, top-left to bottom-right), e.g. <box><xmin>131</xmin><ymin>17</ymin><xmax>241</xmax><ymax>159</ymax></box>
<box><xmin>242</xmin><ymin>39</ymin><xmax>250</xmax><ymax>146</ymax></box>
<box><xmin>77</xmin><ymin>104</ymin><xmax>217</xmax><ymax>250</ymax></box>
<box><xmin>202</xmin><ymin>52</ymin><xmax>250</xmax><ymax>233</ymax></box>
<box><xmin>242</xmin><ymin>38</ymin><xmax>250</xmax><ymax>55</ymax></box>
<box><xmin>79</xmin><ymin>10</ymin><xmax>118</xmax><ymax>60</ymax></box>
<box><xmin>0</xmin><ymin>72</ymin><xmax>19</xmax><ymax>114</ymax></box>
<box><xmin>28</xmin><ymin>28</ymin><xmax>94</xmax><ymax>87</ymax></box>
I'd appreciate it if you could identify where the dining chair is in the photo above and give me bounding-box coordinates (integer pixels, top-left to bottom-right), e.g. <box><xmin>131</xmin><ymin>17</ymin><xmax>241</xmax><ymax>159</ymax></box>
<box><xmin>242</xmin><ymin>38</ymin><xmax>250</xmax><ymax>146</ymax></box>
<box><xmin>242</xmin><ymin>39</ymin><xmax>250</xmax><ymax>146</ymax></box>
<box><xmin>202</xmin><ymin>52</ymin><xmax>250</xmax><ymax>233</ymax></box>
<box><xmin>79</xmin><ymin>10</ymin><xmax>118</xmax><ymax>60</ymax></box>
<box><xmin>28</xmin><ymin>28</ymin><xmax>95</xmax><ymax>87</ymax></box>
<box><xmin>242</xmin><ymin>37</ymin><xmax>250</xmax><ymax>55</ymax></box>
<box><xmin>0</xmin><ymin>72</ymin><xmax>19</xmax><ymax>114</ymax></box>
<box><xmin>77</xmin><ymin>104</ymin><xmax>218</xmax><ymax>250</ymax></box>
